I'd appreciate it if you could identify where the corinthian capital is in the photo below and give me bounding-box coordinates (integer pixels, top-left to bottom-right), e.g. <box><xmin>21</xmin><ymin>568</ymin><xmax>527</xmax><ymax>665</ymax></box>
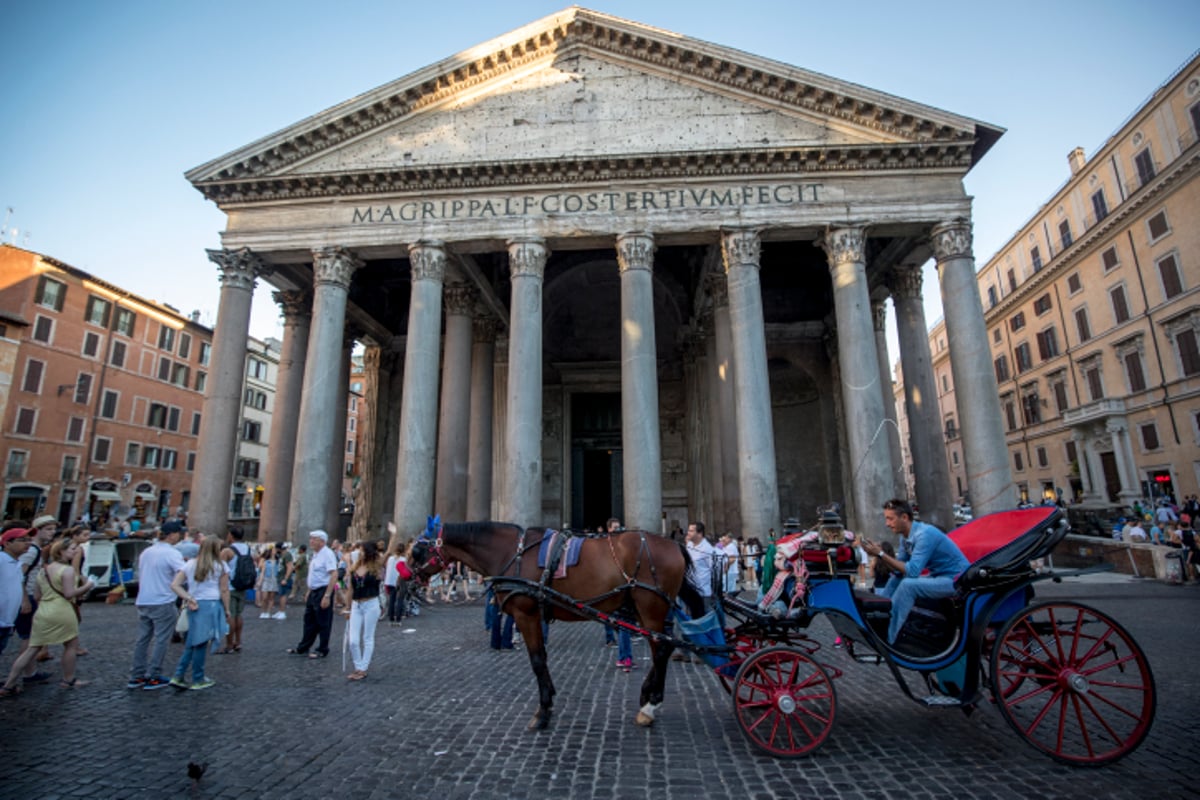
<box><xmin>930</xmin><ymin>219</ymin><xmax>973</xmax><ymax>262</ymax></box>
<box><xmin>507</xmin><ymin>238</ymin><xmax>548</xmax><ymax>279</ymax></box>
<box><xmin>272</xmin><ymin>289</ymin><xmax>311</xmax><ymax>323</ymax></box>
<box><xmin>720</xmin><ymin>229</ymin><xmax>761</xmax><ymax>273</ymax></box>
<box><xmin>408</xmin><ymin>241</ymin><xmax>446</xmax><ymax>283</ymax></box>
<box><xmin>616</xmin><ymin>232</ymin><xmax>655</xmax><ymax>274</ymax></box>
<box><xmin>207</xmin><ymin>248</ymin><xmax>265</xmax><ymax>291</ymax></box>
<box><xmin>312</xmin><ymin>246</ymin><xmax>363</xmax><ymax>289</ymax></box>
<box><xmin>473</xmin><ymin>316</ymin><xmax>499</xmax><ymax>343</ymax></box>
<box><xmin>705</xmin><ymin>272</ymin><xmax>729</xmax><ymax>309</ymax></box>
<box><xmin>443</xmin><ymin>283</ymin><xmax>478</xmax><ymax>316</ymax></box>
<box><xmin>820</xmin><ymin>227</ymin><xmax>867</xmax><ymax>267</ymax></box>
<box><xmin>888</xmin><ymin>265</ymin><xmax>923</xmax><ymax>300</ymax></box>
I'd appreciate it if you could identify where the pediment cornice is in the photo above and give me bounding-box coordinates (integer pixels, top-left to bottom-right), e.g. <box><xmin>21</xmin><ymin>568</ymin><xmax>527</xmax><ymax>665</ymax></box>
<box><xmin>187</xmin><ymin>7</ymin><xmax>1001</xmax><ymax>198</ymax></box>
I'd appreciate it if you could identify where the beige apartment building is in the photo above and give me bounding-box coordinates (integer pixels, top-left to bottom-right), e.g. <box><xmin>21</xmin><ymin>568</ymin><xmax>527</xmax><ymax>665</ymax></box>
<box><xmin>923</xmin><ymin>52</ymin><xmax>1200</xmax><ymax>509</ymax></box>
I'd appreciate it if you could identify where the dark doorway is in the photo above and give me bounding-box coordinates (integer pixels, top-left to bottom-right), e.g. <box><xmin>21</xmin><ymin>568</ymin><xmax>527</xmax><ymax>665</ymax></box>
<box><xmin>1100</xmin><ymin>452</ymin><xmax>1120</xmax><ymax>502</ymax></box>
<box><xmin>570</xmin><ymin>392</ymin><xmax>623</xmax><ymax>531</ymax></box>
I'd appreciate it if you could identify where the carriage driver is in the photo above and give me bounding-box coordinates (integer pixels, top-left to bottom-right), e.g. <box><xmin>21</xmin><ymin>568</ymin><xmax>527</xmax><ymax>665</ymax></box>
<box><xmin>860</xmin><ymin>499</ymin><xmax>969</xmax><ymax>644</ymax></box>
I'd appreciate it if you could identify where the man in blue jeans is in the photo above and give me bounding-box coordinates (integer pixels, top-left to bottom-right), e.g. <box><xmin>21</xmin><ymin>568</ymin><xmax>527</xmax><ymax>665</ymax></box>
<box><xmin>127</xmin><ymin>523</ymin><xmax>186</xmax><ymax>689</ymax></box>
<box><xmin>861</xmin><ymin>499</ymin><xmax>968</xmax><ymax>644</ymax></box>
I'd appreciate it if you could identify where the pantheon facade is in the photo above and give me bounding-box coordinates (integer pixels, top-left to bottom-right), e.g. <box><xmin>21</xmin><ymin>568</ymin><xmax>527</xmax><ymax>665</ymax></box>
<box><xmin>185</xmin><ymin>7</ymin><xmax>1016</xmax><ymax>541</ymax></box>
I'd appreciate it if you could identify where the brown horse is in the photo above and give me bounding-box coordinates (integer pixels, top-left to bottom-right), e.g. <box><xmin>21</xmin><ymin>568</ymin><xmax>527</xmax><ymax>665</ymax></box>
<box><xmin>410</xmin><ymin>521</ymin><xmax>699</xmax><ymax>730</ymax></box>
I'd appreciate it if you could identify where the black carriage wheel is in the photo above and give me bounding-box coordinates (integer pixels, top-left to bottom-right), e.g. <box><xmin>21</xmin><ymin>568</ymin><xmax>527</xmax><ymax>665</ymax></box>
<box><xmin>990</xmin><ymin>601</ymin><xmax>1155</xmax><ymax>766</ymax></box>
<box><xmin>731</xmin><ymin>646</ymin><xmax>836</xmax><ymax>758</ymax></box>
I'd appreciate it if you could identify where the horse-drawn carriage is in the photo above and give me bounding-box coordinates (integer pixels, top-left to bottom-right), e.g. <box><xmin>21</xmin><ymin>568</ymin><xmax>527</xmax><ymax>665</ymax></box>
<box><xmin>410</xmin><ymin>505</ymin><xmax>1154</xmax><ymax>767</ymax></box>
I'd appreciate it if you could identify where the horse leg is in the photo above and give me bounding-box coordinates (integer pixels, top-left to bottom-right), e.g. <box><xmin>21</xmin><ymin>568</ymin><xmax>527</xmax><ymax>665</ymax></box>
<box><xmin>635</xmin><ymin>610</ymin><xmax>675</xmax><ymax>727</ymax></box>
<box><xmin>515</xmin><ymin>611</ymin><xmax>554</xmax><ymax>731</ymax></box>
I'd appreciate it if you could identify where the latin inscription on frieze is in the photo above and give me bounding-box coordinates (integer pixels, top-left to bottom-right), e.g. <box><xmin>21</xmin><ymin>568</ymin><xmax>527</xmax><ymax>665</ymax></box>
<box><xmin>351</xmin><ymin>183</ymin><xmax>825</xmax><ymax>224</ymax></box>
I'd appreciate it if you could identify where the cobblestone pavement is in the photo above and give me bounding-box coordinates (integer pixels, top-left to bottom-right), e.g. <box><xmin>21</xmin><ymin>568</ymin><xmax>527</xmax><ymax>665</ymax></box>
<box><xmin>1</xmin><ymin>577</ymin><xmax>1196</xmax><ymax>799</ymax></box>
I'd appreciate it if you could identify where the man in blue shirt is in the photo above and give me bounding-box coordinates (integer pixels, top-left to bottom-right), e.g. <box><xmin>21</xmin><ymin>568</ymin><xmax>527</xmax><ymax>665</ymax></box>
<box><xmin>862</xmin><ymin>499</ymin><xmax>969</xmax><ymax>644</ymax></box>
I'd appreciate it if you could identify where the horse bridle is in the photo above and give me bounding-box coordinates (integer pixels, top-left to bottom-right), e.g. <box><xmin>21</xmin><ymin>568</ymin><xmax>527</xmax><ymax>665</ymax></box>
<box><xmin>413</xmin><ymin>520</ymin><xmax>448</xmax><ymax>579</ymax></box>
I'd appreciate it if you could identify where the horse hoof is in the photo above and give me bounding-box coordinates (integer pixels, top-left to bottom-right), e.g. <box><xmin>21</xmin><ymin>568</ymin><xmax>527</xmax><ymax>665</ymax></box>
<box><xmin>527</xmin><ymin>714</ymin><xmax>549</xmax><ymax>731</ymax></box>
<box><xmin>634</xmin><ymin>712</ymin><xmax>655</xmax><ymax>727</ymax></box>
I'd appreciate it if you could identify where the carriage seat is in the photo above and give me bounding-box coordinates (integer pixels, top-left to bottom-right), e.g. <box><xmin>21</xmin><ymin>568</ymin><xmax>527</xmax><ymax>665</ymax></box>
<box><xmin>948</xmin><ymin>506</ymin><xmax>1068</xmax><ymax>591</ymax></box>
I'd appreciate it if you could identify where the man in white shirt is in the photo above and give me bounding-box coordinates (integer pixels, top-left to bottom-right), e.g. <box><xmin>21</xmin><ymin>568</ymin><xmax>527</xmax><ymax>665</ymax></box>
<box><xmin>685</xmin><ymin>522</ymin><xmax>721</xmax><ymax>613</ymax></box>
<box><xmin>287</xmin><ymin>530</ymin><xmax>339</xmax><ymax>658</ymax></box>
<box><xmin>127</xmin><ymin>524</ymin><xmax>186</xmax><ymax>690</ymax></box>
<box><xmin>0</xmin><ymin>528</ymin><xmax>32</xmax><ymax>658</ymax></box>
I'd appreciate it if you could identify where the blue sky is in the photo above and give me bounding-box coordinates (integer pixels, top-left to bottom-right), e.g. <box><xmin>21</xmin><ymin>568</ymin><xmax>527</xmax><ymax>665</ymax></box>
<box><xmin>3</xmin><ymin>0</ymin><xmax>1198</xmax><ymax>353</ymax></box>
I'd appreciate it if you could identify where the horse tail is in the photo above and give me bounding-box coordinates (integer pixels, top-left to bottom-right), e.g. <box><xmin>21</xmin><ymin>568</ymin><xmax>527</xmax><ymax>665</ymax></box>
<box><xmin>675</xmin><ymin>542</ymin><xmax>706</xmax><ymax>618</ymax></box>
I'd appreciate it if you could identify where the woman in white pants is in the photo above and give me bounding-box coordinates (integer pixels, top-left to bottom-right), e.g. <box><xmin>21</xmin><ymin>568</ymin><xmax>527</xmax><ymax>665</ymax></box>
<box><xmin>341</xmin><ymin>540</ymin><xmax>385</xmax><ymax>681</ymax></box>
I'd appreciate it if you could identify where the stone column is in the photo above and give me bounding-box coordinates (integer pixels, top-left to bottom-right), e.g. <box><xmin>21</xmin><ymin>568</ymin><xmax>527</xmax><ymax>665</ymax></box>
<box><xmin>709</xmin><ymin>273</ymin><xmax>741</xmax><ymax>534</ymax></box>
<box><xmin>1081</xmin><ymin>429</ymin><xmax>1106</xmax><ymax>502</ymax></box>
<box><xmin>191</xmin><ymin>248</ymin><xmax>263</xmax><ymax>536</ymax></box>
<box><xmin>326</xmin><ymin>329</ymin><xmax>355</xmax><ymax>537</ymax></box>
<box><xmin>701</xmin><ymin>312</ymin><xmax>727</xmax><ymax>535</ymax></box>
<box><xmin>350</xmin><ymin>344</ymin><xmax>381</xmax><ymax>541</ymax></box>
<box><xmin>821</xmin><ymin>227</ymin><xmax>891</xmax><ymax>532</ymax></box>
<box><xmin>889</xmin><ymin>267</ymin><xmax>953</xmax><ymax>531</ymax></box>
<box><xmin>873</xmin><ymin>300</ymin><xmax>905</xmax><ymax>497</ymax></box>
<box><xmin>393</xmin><ymin>242</ymin><xmax>446</xmax><ymax>538</ymax></box>
<box><xmin>290</xmin><ymin>246</ymin><xmax>361</xmax><ymax>537</ymax></box>
<box><xmin>932</xmin><ymin>219</ymin><xmax>1016</xmax><ymax>514</ymax></box>
<box><xmin>720</xmin><ymin>229</ymin><xmax>781</xmax><ymax>538</ymax></box>
<box><xmin>616</xmin><ymin>232</ymin><xmax>663</xmax><ymax>533</ymax></box>
<box><xmin>682</xmin><ymin>329</ymin><xmax>712</xmax><ymax>529</ymax></box>
<box><xmin>1106</xmin><ymin>419</ymin><xmax>1140</xmax><ymax>502</ymax></box>
<box><xmin>503</xmin><ymin>238</ymin><xmax>548</xmax><ymax>528</ymax></box>
<box><xmin>491</xmin><ymin>336</ymin><xmax>509</xmax><ymax>520</ymax></box>
<box><xmin>434</xmin><ymin>284</ymin><xmax>477</xmax><ymax>523</ymax></box>
<box><xmin>467</xmin><ymin>317</ymin><xmax>498</xmax><ymax>522</ymax></box>
<box><xmin>369</xmin><ymin>339</ymin><xmax>405</xmax><ymax>529</ymax></box>
<box><xmin>1071</xmin><ymin>430</ymin><xmax>1095</xmax><ymax>499</ymax></box>
<box><xmin>259</xmin><ymin>290</ymin><xmax>310</xmax><ymax>541</ymax></box>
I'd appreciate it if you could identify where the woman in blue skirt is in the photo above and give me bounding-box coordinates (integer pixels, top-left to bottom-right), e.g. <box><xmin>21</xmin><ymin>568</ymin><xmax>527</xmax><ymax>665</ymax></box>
<box><xmin>169</xmin><ymin>535</ymin><xmax>230</xmax><ymax>690</ymax></box>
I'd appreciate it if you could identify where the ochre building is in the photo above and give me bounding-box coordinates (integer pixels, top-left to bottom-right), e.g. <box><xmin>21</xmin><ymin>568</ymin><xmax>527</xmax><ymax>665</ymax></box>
<box><xmin>186</xmin><ymin>7</ymin><xmax>1015</xmax><ymax>541</ymax></box>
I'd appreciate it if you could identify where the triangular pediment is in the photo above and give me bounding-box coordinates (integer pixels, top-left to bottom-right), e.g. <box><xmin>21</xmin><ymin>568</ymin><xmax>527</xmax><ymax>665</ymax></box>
<box><xmin>188</xmin><ymin>7</ymin><xmax>1002</xmax><ymax>203</ymax></box>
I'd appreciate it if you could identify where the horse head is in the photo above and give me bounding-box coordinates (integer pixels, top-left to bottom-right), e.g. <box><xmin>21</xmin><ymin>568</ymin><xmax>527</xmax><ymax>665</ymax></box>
<box><xmin>409</xmin><ymin>515</ymin><xmax>446</xmax><ymax>583</ymax></box>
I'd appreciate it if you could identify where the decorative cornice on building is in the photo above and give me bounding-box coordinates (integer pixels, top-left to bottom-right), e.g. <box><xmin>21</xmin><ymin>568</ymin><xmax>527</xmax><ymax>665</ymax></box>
<box><xmin>720</xmin><ymin>228</ymin><xmax>761</xmax><ymax>271</ymax></box>
<box><xmin>443</xmin><ymin>283</ymin><xmax>478</xmax><ymax>316</ymax></box>
<box><xmin>312</xmin><ymin>246</ymin><xmax>363</xmax><ymax>288</ymax></box>
<box><xmin>507</xmin><ymin>238</ymin><xmax>549</xmax><ymax>279</ymax></box>
<box><xmin>820</xmin><ymin>226</ymin><xmax>866</xmax><ymax>267</ymax></box>
<box><xmin>408</xmin><ymin>241</ymin><xmax>447</xmax><ymax>283</ymax></box>
<box><xmin>207</xmin><ymin>247</ymin><xmax>266</xmax><ymax>291</ymax></box>
<box><xmin>186</xmin><ymin>8</ymin><xmax>997</xmax><ymax>202</ymax></box>
<box><xmin>272</xmin><ymin>289</ymin><xmax>311</xmax><ymax>322</ymax></box>
<box><xmin>929</xmin><ymin>219</ymin><xmax>973</xmax><ymax>262</ymax></box>
<box><xmin>616</xmin><ymin>232</ymin><xmax>655</xmax><ymax>274</ymax></box>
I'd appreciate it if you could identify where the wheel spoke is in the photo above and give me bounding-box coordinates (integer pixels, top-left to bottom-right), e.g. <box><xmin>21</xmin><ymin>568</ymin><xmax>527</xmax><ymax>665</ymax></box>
<box><xmin>1079</xmin><ymin>651</ymin><xmax>1139</xmax><ymax>677</ymax></box>
<box><xmin>1086</xmin><ymin>684</ymin><xmax>1151</xmax><ymax>721</ymax></box>
<box><xmin>1070</xmin><ymin>692</ymin><xmax>1096</xmax><ymax>758</ymax></box>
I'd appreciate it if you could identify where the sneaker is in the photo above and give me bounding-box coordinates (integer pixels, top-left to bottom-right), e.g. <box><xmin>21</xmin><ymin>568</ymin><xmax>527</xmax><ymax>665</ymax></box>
<box><xmin>142</xmin><ymin>677</ymin><xmax>171</xmax><ymax>691</ymax></box>
<box><xmin>259</xmin><ymin>612</ymin><xmax>271</xmax><ymax>619</ymax></box>
<box><xmin>616</xmin><ymin>658</ymin><xmax>635</xmax><ymax>672</ymax></box>
<box><xmin>272</xmin><ymin>611</ymin><xmax>287</xmax><ymax>620</ymax></box>
<box><xmin>126</xmin><ymin>677</ymin><xmax>147</xmax><ymax>689</ymax></box>
<box><xmin>23</xmin><ymin>671</ymin><xmax>52</xmax><ymax>684</ymax></box>
<box><xmin>189</xmin><ymin>678</ymin><xmax>216</xmax><ymax>691</ymax></box>
<box><xmin>168</xmin><ymin>677</ymin><xmax>189</xmax><ymax>690</ymax></box>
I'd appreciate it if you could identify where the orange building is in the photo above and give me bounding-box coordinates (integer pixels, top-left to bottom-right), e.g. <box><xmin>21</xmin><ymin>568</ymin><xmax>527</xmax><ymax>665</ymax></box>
<box><xmin>0</xmin><ymin>244</ymin><xmax>213</xmax><ymax>527</ymax></box>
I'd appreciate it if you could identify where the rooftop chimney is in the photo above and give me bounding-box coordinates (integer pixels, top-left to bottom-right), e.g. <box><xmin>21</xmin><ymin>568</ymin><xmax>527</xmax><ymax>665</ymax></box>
<box><xmin>190</xmin><ymin>310</ymin><xmax>201</xmax><ymax>323</ymax></box>
<box><xmin>1068</xmin><ymin>147</ymin><xmax>1087</xmax><ymax>176</ymax></box>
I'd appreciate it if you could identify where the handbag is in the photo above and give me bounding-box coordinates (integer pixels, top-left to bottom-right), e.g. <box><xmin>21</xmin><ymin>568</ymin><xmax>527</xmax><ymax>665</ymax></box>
<box><xmin>175</xmin><ymin>607</ymin><xmax>189</xmax><ymax>634</ymax></box>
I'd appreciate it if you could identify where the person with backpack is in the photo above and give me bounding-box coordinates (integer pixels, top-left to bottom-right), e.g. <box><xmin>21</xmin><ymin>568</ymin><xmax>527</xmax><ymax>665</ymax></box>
<box><xmin>218</xmin><ymin>526</ymin><xmax>254</xmax><ymax>654</ymax></box>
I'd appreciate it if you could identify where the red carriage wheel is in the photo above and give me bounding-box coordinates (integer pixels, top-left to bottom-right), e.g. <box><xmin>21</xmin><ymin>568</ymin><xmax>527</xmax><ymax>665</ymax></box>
<box><xmin>990</xmin><ymin>601</ymin><xmax>1155</xmax><ymax>766</ymax></box>
<box><xmin>731</xmin><ymin>646</ymin><xmax>836</xmax><ymax>758</ymax></box>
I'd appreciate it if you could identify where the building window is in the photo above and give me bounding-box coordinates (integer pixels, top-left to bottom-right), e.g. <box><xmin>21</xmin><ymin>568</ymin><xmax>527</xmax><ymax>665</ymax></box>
<box><xmin>191</xmin><ymin>412</ymin><xmax>202</xmax><ymax>436</ymax></box>
<box><xmin>1021</xmin><ymin>386</ymin><xmax>1041</xmax><ymax>426</ymax></box>
<box><xmin>199</xmin><ymin>342</ymin><xmax>211</xmax><ymax>366</ymax></box>
<box><xmin>1146</xmin><ymin>210</ymin><xmax>1170</xmax><ymax>242</ymax></box>
<box><xmin>66</xmin><ymin>416</ymin><xmax>85</xmax><ymax>443</ymax></box>
<box><xmin>1134</xmin><ymin>148</ymin><xmax>1155</xmax><ymax>187</ymax></box>
<box><xmin>1065</xmin><ymin>440</ymin><xmax>1078</xmax><ymax>467</ymax></box>
<box><xmin>1010</xmin><ymin>312</ymin><xmax>1026</xmax><ymax>332</ymax></box>
<box><xmin>1075</xmin><ymin>308</ymin><xmax>1092</xmax><ymax>342</ymax></box>
<box><xmin>1036</xmin><ymin>447</ymin><xmax>1048</xmax><ymax>468</ymax></box>
<box><xmin>84</xmin><ymin>296</ymin><xmax>111</xmax><ymax>327</ymax></box>
<box><xmin>114</xmin><ymin>308</ymin><xmax>136</xmax><ymax>336</ymax></box>
<box><xmin>1052</xmin><ymin>378</ymin><xmax>1069</xmax><ymax>414</ymax></box>
<box><xmin>178</xmin><ymin>333</ymin><xmax>191</xmax><ymax>360</ymax></box>
<box><xmin>994</xmin><ymin>355</ymin><xmax>1010</xmax><ymax>383</ymax></box>
<box><xmin>244</xmin><ymin>389</ymin><xmax>266</xmax><ymax>410</ymax></box>
<box><xmin>32</xmin><ymin>315</ymin><xmax>53</xmax><ymax>343</ymax></box>
<box><xmin>248</xmin><ymin>357</ymin><xmax>268</xmax><ymax>380</ymax></box>
<box><xmin>1140</xmin><ymin>423</ymin><xmax>1159</xmax><ymax>451</ymax></box>
<box><xmin>82</xmin><ymin>331</ymin><xmax>101</xmax><ymax>358</ymax></box>
<box><xmin>157</xmin><ymin>357</ymin><xmax>171</xmax><ymax>381</ymax></box>
<box><xmin>143</xmin><ymin>447</ymin><xmax>160</xmax><ymax>469</ymax></box>
<box><xmin>1030</xmin><ymin>246</ymin><xmax>1043</xmax><ymax>272</ymax></box>
<box><xmin>993</xmin><ymin>328</ymin><xmax>1002</xmax><ymax>344</ymax></box>
<box><xmin>186</xmin><ymin>452</ymin><xmax>196</xmax><ymax>472</ymax></box>
<box><xmin>1101</xmin><ymin>247</ymin><xmax>1120</xmax><ymax>272</ymax></box>
<box><xmin>242</xmin><ymin>420</ymin><xmax>262</xmax><ymax>442</ymax></box>
<box><xmin>5</xmin><ymin>451</ymin><xmax>28</xmax><ymax>480</ymax></box>
<box><xmin>351</xmin><ymin>381</ymin><xmax>364</xmax><ymax>393</ymax></box>
<box><xmin>1157</xmin><ymin>254</ymin><xmax>1184</xmax><ymax>300</ymax></box>
<box><xmin>348</xmin><ymin>417</ymin><xmax>357</xmax><ymax>433</ymax></box>
<box><xmin>93</xmin><ymin>437</ymin><xmax>111</xmax><ymax>464</ymax></box>
<box><xmin>1091</xmin><ymin>190</ymin><xmax>1108</xmax><ymax>223</ymax></box>
<box><xmin>35</xmin><ymin>276</ymin><xmax>67</xmax><ymax>311</ymax></box>
<box><xmin>1007</xmin><ymin>269</ymin><xmax>1018</xmax><ymax>292</ymax></box>
<box><xmin>1067</xmin><ymin>273</ymin><xmax>1082</xmax><ymax>295</ymax></box>
<box><xmin>1084</xmin><ymin>364</ymin><xmax>1105</xmax><ymax>401</ymax></box>
<box><xmin>1110</xmin><ymin>285</ymin><xmax>1131</xmax><ymax>324</ymax></box>
<box><xmin>100</xmin><ymin>389</ymin><xmax>119</xmax><ymax>419</ymax></box>
<box><xmin>1036</xmin><ymin>327</ymin><xmax>1059</xmax><ymax>360</ymax></box>
<box><xmin>110</xmin><ymin>340</ymin><xmax>126</xmax><ymax>368</ymax></box>
<box><xmin>349</xmin><ymin>396</ymin><xmax>358</xmax><ymax>413</ymax></box>
<box><xmin>74</xmin><ymin>373</ymin><xmax>92</xmax><ymax>405</ymax></box>
<box><xmin>162</xmin><ymin>449</ymin><xmax>178</xmax><ymax>471</ymax></box>
<box><xmin>168</xmin><ymin>407</ymin><xmax>181</xmax><ymax>432</ymax></box>
<box><xmin>940</xmin><ymin>373</ymin><xmax>949</xmax><ymax>394</ymax></box>
<box><xmin>1015</xmin><ymin>342</ymin><xmax>1033</xmax><ymax>373</ymax></box>
<box><xmin>237</xmin><ymin>459</ymin><xmax>260</xmax><ymax>479</ymax></box>
<box><xmin>22</xmin><ymin>358</ymin><xmax>44</xmax><ymax>393</ymax></box>
<box><xmin>172</xmin><ymin>363</ymin><xmax>190</xmax><ymax>387</ymax></box>
<box><xmin>1033</xmin><ymin>294</ymin><xmax>1052</xmax><ymax>316</ymax></box>
<box><xmin>195</xmin><ymin>371</ymin><xmax>207</xmax><ymax>393</ymax></box>
<box><xmin>1175</xmin><ymin>329</ymin><xmax>1200</xmax><ymax>376</ymax></box>
<box><xmin>61</xmin><ymin>455</ymin><xmax>78</xmax><ymax>483</ymax></box>
<box><xmin>346</xmin><ymin>439</ymin><xmax>355</xmax><ymax>455</ymax></box>
<box><xmin>1124</xmin><ymin>351</ymin><xmax>1147</xmax><ymax>393</ymax></box>
<box><xmin>158</xmin><ymin>325</ymin><xmax>175</xmax><ymax>351</ymax></box>
<box><xmin>1014</xmin><ymin>451</ymin><xmax>1024</xmax><ymax>472</ymax></box>
<box><xmin>14</xmin><ymin>407</ymin><xmax>36</xmax><ymax>436</ymax></box>
<box><xmin>1003</xmin><ymin>396</ymin><xmax>1017</xmax><ymax>431</ymax></box>
<box><xmin>125</xmin><ymin>442</ymin><xmax>141</xmax><ymax>466</ymax></box>
<box><xmin>987</xmin><ymin>286</ymin><xmax>999</xmax><ymax>307</ymax></box>
<box><xmin>944</xmin><ymin>417</ymin><xmax>958</xmax><ymax>440</ymax></box>
<box><xmin>1058</xmin><ymin>220</ymin><xmax>1072</xmax><ymax>249</ymax></box>
<box><xmin>148</xmin><ymin>403</ymin><xmax>168</xmax><ymax>429</ymax></box>
<box><xmin>952</xmin><ymin>450</ymin><xmax>960</xmax><ymax>466</ymax></box>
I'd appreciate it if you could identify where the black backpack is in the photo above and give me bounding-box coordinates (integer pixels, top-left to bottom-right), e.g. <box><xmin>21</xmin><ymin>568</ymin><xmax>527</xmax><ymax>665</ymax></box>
<box><xmin>231</xmin><ymin>546</ymin><xmax>256</xmax><ymax>591</ymax></box>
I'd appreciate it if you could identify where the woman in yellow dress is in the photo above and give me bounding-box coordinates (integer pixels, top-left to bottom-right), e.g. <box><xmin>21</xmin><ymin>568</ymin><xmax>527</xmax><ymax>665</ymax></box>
<box><xmin>1</xmin><ymin>538</ymin><xmax>94</xmax><ymax>694</ymax></box>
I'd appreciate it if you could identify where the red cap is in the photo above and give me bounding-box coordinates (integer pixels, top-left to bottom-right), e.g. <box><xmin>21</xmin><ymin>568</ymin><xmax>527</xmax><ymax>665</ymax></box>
<box><xmin>1</xmin><ymin>528</ymin><xmax>33</xmax><ymax>545</ymax></box>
